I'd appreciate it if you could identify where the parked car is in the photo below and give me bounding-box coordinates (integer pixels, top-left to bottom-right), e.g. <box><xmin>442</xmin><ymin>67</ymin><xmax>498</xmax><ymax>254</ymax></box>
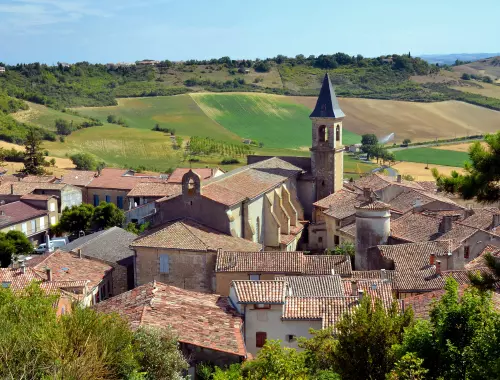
<box><xmin>34</xmin><ymin>237</ymin><xmax>69</xmax><ymax>253</ymax></box>
<box><xmin>34</xmin><ymin>242</ymin><xmax>53</xmax><ymax>253</ymax></box>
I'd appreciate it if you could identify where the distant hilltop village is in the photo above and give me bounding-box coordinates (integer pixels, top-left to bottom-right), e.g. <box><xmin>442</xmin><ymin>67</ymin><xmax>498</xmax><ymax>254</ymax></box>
<box><xmin>0</xmin><ymin>73</ymin><xmax>498</xmax><ymax>373</ymax></box>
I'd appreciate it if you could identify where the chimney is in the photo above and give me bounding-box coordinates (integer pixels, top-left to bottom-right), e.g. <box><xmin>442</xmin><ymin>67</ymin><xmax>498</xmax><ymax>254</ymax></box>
<box><xmin>358</xmin><ymin>289</ymin><xmax>364</xmax><ymax>301</ymax></box>
<box><xmin>20</xmin><ymin>261</ymin><xmax>26</xmax><ymax>274</ymax></box>
<box><xmin>430</xmin><ymin>252</ymin><xmax>436</xmax><ymax>266</ymax></box>
<box><xmin>46</xmin><ymin>268</ymin><xmax>52</xmax><ymax>281</ymax></box>
<box><xmin>351</xmin><ymin>281</ymin><xmax>358</xmax><ymax>296</ymax></box>
<box><xmin>492</xmin><ymin>214</ymin><xmax>500</xmax><ymax>229</ymax></box>
<box><xmin>10</xmin><ymin>184</ymin><xmax>14</xmax><ymax>195</ymax></box>
<box><xmin>440</xmin><ymin>215</ymin><xmax>453</xmax><ymax>233</ymax></box>
<box><xmin>380</xmin><ymin>268</ymin><xmax>386</xmax><ymax>281</ymax></box>
<box><xmin>435</xmin><ymin>260</ymin><xmax>441</xmax><ymax>276</ymax></box>
<box><xmin>396</xmin><ymin>174</ymin><xmax>402</xmax><ymax>183</ymax></box>
<box><xmin>77</xmin><ymin>248</ymin><xmax>82</xmax><ymax>259</ymax></box>
<box><xmin>363</xmin><ymin>187</ymin><xmax>371</xmax><ymax>202</ymax></box>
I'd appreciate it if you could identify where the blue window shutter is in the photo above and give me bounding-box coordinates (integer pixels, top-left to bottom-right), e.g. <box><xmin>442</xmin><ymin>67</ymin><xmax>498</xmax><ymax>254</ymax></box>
<box><xmin>159</xmin><ymin>255</ymin><xmax>169</xmax><ymax>273</ymax></box>
<box><xmin>117</xmin><ymin>196</ymin><xmax>123</xmax><ymax>209</ymax></box>
<box><xmin>93</xmin><ymin>194</ymin><xmax>99</xmax><ymax>206</ymax></box>
<box><xmin>105</xmin><ymin>195</ymin><xmax>111</xmax><ymax>203</ymax></box>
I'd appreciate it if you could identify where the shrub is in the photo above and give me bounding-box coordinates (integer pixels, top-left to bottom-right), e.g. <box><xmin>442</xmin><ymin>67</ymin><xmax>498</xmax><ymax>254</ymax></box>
<box><xmin>220</xmin><ymin>157</ymin><xmax>239</xmax><ymax>165</ymax></box>
<box><xmin>69</xmin><ymin>152</ymin><xmax>97</xmax><ymax>170</ymax></box>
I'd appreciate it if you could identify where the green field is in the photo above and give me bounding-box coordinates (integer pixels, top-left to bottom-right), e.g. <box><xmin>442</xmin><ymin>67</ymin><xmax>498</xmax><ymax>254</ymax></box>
<box><xmin>12</xmin><ymin>102</ymin><xmax>90</xmax><ymax>131</ymax></box>
<box><xmin>192</xmin><ymin>93</ymin><xmax>360</xmax><ymax>148</ymax></box>
<box><xmin>394</xmin><ymin>147</ymin><xmax>470</xmax><ymax>167</ymax></box>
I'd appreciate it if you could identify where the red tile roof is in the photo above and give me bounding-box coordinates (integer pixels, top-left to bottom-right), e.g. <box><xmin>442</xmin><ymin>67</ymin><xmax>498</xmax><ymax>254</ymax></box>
<box><xmin>460</xmin><ymin>208</ymin><xmax>499</xmax><ymax>230</ymax></box>
<box><xmin>21</xmin><ymin>175</ymin><xmax>56</xmax><ymax>183</ymax></box>
<box><xmin>390</xmin><ymin>213</ymin><xmax>444</xmax><ymax>242</ymax></box>
<box><xmin>0</xmin><ymin>182</ymin><xmax>37</xmax><ymax>195</ymax></box>
<box><xmin>216</xmin><ymin>251</ymin><xmax>352</xmax><ymax>276</ymax></box>
<box><xmin>34</xmin><ymin>250</ymin><xmax>113</xmax><ymax>290</ymax></box>
<box><xmin>131</xmin><ymin>219</ymin><xmax>262</xmax><ymax>252</ymax></box>
<box><xmin>87</xmin><ymin>168</ymin><xmax>161</xmax><ymax>190</ymax></box>
<box><xmin>20</xmin><ymin>194</ymin><xmax>53</xmax><ymax>201</ymax></box>
<box><xmin>59</xmin><ymin>170</ymin><xmax>97</xmax><ymax>187</ymax></box>
<box><xmin>94</xmin><ymin>282</ymin><xmax>246</xmax><ymax>357</ymax></box>
<box><xmin>0</xmin><ymin>201</ymin><xmax>47</xmax><ymax>228</ymax></box>
<box><xmin>231</xmin><ymin>280</ymin><xmax>288</xmax><ymax>303</ymax></box>
<box><xmin>127</xmin><ymin>182</ymin><xmax>181</xmax><ymax>197</ymax></box>
<box><xmin>276</xmin><ymin>275</ymin><xmax>345</xmax><ymax>297</ymax></box>
<box><xmin>166</xmin><ymin>168</ymin><xmax>217</xmax><ymax>184</ymax></box>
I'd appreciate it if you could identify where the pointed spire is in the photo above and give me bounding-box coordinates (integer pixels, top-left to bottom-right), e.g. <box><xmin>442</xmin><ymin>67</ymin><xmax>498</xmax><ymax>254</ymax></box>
<box><xmin>310</xmin><ymin>73</ymin><xmax>345</xmax><ymax>119</ymax></box>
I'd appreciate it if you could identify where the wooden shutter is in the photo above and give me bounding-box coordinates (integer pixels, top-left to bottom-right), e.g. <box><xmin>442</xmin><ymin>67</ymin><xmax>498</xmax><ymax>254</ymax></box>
<box><xmin>160</xmin><ymin>254</ymin><xmax>169</xmax><ymax>273</ymax></box>
<box><xmin>256</xmin><ymin>331</ymin><xmax>267</xmax><ymax>348</ymax></box>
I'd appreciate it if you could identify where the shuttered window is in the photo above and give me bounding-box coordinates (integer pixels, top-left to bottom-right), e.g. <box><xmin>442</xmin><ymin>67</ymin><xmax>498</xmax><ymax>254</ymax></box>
<box><xmin>105</xmin><ymin>195</ymin><xmax>111</xmax><ymax>203</ymax></box>
<box><xmin>256</xmin><ymin>332</ymin><xmax>267</xmax><ymax>348</ymax></box>
<box><xmin>93</xmin><ymin>194</ymin><xmax>99</xmax><ymax>206</ymax></box>
<box><xmin>160</xmin><ymin>254</ymin><xmax>169</xmax><ymax>273</ymax></box>
<box><xmin>117</xmin><ymin>196</ymin><xmax>124</xmax><ymax>209</ymax></box>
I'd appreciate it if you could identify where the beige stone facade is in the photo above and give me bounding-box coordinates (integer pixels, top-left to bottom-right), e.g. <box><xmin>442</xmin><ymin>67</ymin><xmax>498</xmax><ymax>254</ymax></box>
<box><xmin>87</xmin><ymin>188</ymin><xmax>131</xmax><ymax>210</ymax></box>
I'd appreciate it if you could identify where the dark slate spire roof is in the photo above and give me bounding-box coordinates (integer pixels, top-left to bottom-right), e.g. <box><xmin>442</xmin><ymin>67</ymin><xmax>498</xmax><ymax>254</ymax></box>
<box><xmin>309</xmin><ymin>73</ymin><xmax>345</xmax><ymax>119</ymax></box>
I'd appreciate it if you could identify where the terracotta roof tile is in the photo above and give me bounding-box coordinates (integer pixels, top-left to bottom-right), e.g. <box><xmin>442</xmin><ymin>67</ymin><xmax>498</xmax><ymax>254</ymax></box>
<box><xmin>127</xmin><ymin>182</ymin><xmax>181</xmax><ymax>197</ymax></box>
<box><xmin>231</xmin><ymin>280</ymin><xmax>288</xmax><ymax>303</ymax></box>
<box><xmin>166</xmin><ymin>168</ymin><xmax>217</xmax><ymax>184</ymax></box>
<box><xmin>34</xmin><ymin>250</ymin><xmax>113</xmax><ymax>290</ymax></box>
<box><xmin>354</xmin><ymin>173</ymin><xmax>424</xmax><ymax>192</ymax></box>
<box><xmin>0</xmin><ymin>182</ymin><xmax>36</xmax><ymax>195</ymax></box>
<box><xmin>320</xmin><ymin>190</ymin><xmax>361</xmax><ymax>220</ymax></box>
<box><xmin>21</xmin><ymin>175</ymin><xmax>56</xmax><ymax>183</ymax></box>
<box><xmin>87</xmin><ymin>168</ymin><xmax>161</xmax><ymax>190</ymax></box>
<box><xmin>216</xmin><ymin>251</ymin><xmax>352</xmax><ymax>276</ymax></box>
<box><xmin>390</xmin><ymin>213</ymin><xmax>443</xmax><ymax>242</ymax></box>
<box><xmin>394</xmin><ymin>268</ymin><xmax>473</xmax><ymax>292</ymax></box>
<box><xmin>0</xmin><ymin>267</ymin><xmax>45</xmax><ymax>290</ymax></box>
<box><xmin>20</xmin><ymin>194</ymin><xmax>53</xmax><ymax>201</ymax></box>
<box><xmin>461</xmin><ymin>208</ymin><xmax>500</xmax><ymax>230</ymax></box>
<box><xmin>356</xmin><ymin>200</ymin><xmax>390</xmax><ymax>210</ymax></box>
<box><xmin>348</xmin><ymin>270</ymin><xmax>396</xmax><ymax>281</ymax></box>
<box><xmin>0</xmin><ymin>201</ymin><xmax>47</xmax><ymax>228</ymax></box>
<box><xmin>276</xmin><ymin>275</ymin><xmax>344</xmax><ymax>297</ymax></box>
<box><xmin>132</xmin><ymin>218</ymin><xmax>262</xmax><ymax>252</ymax></box>
<box><xmin>94</xmin><ymin>282</ymin><xmax>246</xmax><ymax>357</ymax></box>
<box><xmin>58</xmin><ymin>170</ymin><xmax>97</xmax><ymax>187</ymax></box>
<box><xmin>201</xmin><ymin>158</ymin><xmax>302</xmax><ymax>206</ymax></box>
<box><xmin>342</xmin><ymin>280</ymin><xmax>394</xmax><ymax>309</ymax></box>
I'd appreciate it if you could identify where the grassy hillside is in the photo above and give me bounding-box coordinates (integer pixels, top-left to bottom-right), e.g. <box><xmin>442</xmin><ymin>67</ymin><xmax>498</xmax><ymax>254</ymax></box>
<box><xmin>191</xmin><ymin>93</ymin><xmax>360</xmax><ymax>148</ymax></box>
<box><xmin>394</xmin><ymin>147</ymin><xmax>470</xmax><ymax>167</ymax></box>
<box><xmin>453</xmin><ymin>57</ymin><xmax>500</xmax><ymax>83</ymax></box>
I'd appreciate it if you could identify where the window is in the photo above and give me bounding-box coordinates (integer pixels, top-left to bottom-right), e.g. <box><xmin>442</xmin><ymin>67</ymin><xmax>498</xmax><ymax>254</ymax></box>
<box><xmin>117</xmin><ymin>196</ymin><xmax>124</xmax><ymax>209</ymax></box>
<box><xmin>21</xmin><ymin>223</ymin><xmax>27</xmax><ymax>234</ymax></box>
<box><xmin>464</xmin><ymin>245</ymin><xmax>470</xmax><ymax>259</ymax></box>
<box><xmin>93</xmin><ymin>194</ymin><xmax>100</xmax><ymax>206</ymax></box>
<box><xmin>50</xmin><ymin>216</ymin><xmax>56</xmax><ymax>226</ymax></box>
<box><xmin>249</xmin><ymin>274</ymin><xmax>260</xmax><ymax>281</ymax></box>
<box><xmin>286</xmin><ymin>334</ymin><xmax>296</xmax><ymax>342</ymax></box>
<box><xmin>336</xmin><ymin>125</ymin><xmax>340</xmax><ymax>142</ymax></box>
<box><xmin>160</xmin><ymin>254</ymin><xmax>169</xmax><ymax>273</ymax></box>
<box><xmin>105</xmin><ymin>195</ymin><xmax>111</xmax><ymax>203</ymax></box>
<box><xmin>334</xmin><ymin>235</ymin><xmax>340</xmax><ymax>245</ymax></box>
<box><xmin>318</xmin><ymin>236</ymin><xmax>323</xmax><ymax>244</ymax></box>
<box><xmin>49</xmin><ymin>202</ymin><xmax>55</xmax><ymax>212</ymax></box>
<box><xmin>256</xmin><ymin>332</ymin><xmax>267</xmax><ymax>348</ymax></box>
<box><xmin>31</xmin><ymin>220</ymin><xmax>36</xmax><ymax>233</ymax></box>
<box><xmin>39</xmin><ymin>217</ymin><xmax>45</xmax><ymax>230</ymax></box>
<box><xmin>318</xmin><ymin>125</ymin><xmax>327</xmax><ymax>142</ymax></box>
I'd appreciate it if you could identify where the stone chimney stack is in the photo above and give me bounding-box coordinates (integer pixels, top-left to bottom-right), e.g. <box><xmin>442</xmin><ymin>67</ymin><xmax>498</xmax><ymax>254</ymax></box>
<box><xmin>10</xmin><ymin>184</ymin><xmax>14</xmax><ymax>195</ymax></box>
<box><xmin>492</xmin><ymin>214</ymin><xmax>500</xmax><ymax>229</ymax></box>
<box><xmin>20</xmin><ymin>261</ymin><xmax>26</xmax><ymax>274</ymax></box>
<box><xmin>363</xmin><ymin>187</ymin><xmax>372</xmax><ymax>202</ymax></box>
<box><xmin>78</xmin><ymin>248</ymin><xmax>82</xmax><ymax>259</ymax></box>
<box><xmin>430</xmin><ymin>252</ymin><xmax>436</xmax><ymax>266</ymax></box>
<box><xmin>440</xmin><ymin>216</ymin><xmax>453</xmax><ymax>233</ymax></box>
<box><xmin>351</xmin><ymin>281</ymin><xmax>358</xmax><ymax>296</ymax></box>
<box><xmin>380</xmin><ymin>268</ymin><xmax>386</xmax><ymax>281</ymax></box>
<box><xmin>396</xmin><ymin>174</ymin><xmax>402</xmax><ymax>183</ymax></box>
<box><xmin>46</xmin><ymin>268</ymin><xmax>52</xmax><ymax>281</ymax></box>
<box><xmin>436</xmin><ymin>260</ymin><xmax>442</xmax><ymax>276</ymax></box>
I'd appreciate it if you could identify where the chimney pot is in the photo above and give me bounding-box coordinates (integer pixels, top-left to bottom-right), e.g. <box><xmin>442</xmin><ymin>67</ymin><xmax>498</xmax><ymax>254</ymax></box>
<box><xmin>351</xmin><ymin>280</ymin><xmax>358</xmax><ymax>296</ymax></box>
<box><xmin>396</xmin><ymin>174</ymin><xmax>402</xmax><ymax>183</ymax></box>
<box><xmin>440</xmin><ymin>215</ymin><xmax>453</xmax><ymax>233</ymax></box>
<box><xmin>10</xmin><ymin>184</ymin><xmax>14</xmax><ymax>195</ymax></box>
<box><xmin>46</xmin><ymin>268</ymin><xmax>52</xmax><ymax>281</ymax></box>
<box><xmin>78</xmin><ymin>248</ymin><xmax>82</xmax><ymax>259</ymax></box>
<box><xmin>358</xmin><ymin>289</ymin><xmax>364</xmax><ymax>301</ymax></box>
<box><xmin>363</xmin><ymin>187</ymin><xmax>371</xmax><ymax>201</ymax></box>
<box><xmin>20</xmin><ymin>261</ymin><xmax>26</xmax><ymax>274</ymax></box>
<box><xmin>430</xmin><ymin>252</ymin><xmax>436</xmax><ymax>266</ymax></box>
<box><xmin>380</xmin><ymin>268</ymin><xmax>386</xmax><ymax>281</ymax></box>
<box><xmin>436</xmin><ymin>260</ymin><xmax>442</xmax><ymax>276</ymax></box>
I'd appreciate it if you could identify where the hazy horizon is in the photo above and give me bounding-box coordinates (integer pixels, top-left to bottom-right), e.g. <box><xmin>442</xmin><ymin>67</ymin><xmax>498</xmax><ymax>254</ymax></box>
<box><xmin>1</xmin><ymin>0</ymin><xmax>499</xmax><ymax>64</ymax></box>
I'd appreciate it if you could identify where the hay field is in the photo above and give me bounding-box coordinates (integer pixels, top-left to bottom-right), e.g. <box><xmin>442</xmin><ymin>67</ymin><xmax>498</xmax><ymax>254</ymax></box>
<box><xmin>451</xmin><ymin>83</ymin><xmax>500</xmax><ymax>100</ymax></box>
<box><xmin>433</xmin><ymin>141</ymin><xmax>488</xmax><ymax>152</ymax></box>
<box><xmin>392</xmin><ymin>162</ymin><xmax>464</xmax><ymax>181</ymax></box>
<box><xmin>290</xmin><ymin>97</ymin><xmax>500</xmax><ymax>143</ymax></box>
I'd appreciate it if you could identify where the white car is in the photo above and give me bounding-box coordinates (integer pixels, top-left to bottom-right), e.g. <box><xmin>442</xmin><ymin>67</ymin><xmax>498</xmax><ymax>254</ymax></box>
<box><xmin>34</xmin><ymin>238</ymin><xmax>68</xmax><ymax>253</ymax></box>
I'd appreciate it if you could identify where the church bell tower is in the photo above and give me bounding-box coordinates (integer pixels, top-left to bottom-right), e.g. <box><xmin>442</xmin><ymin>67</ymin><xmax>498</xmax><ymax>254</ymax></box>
<box><xmin>310</xmin><ymin>73</ymin><xmax>345</xmax><ymax>201</ymax></box>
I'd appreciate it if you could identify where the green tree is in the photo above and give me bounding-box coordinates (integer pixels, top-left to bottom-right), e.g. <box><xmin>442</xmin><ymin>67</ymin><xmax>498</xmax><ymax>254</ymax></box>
<box><xmin>361</xmin><ymin>134</ymin><xmax>379</xmax><ymax>160</ymax></box>
<box><xmin>301</xmin><ymin>296</ymin><xmax>413</xmax><ymax>380</ymax></box>
<box><xmin>461</xmin><ymin>73</ymin><xmax>471</xmax><ymax>80</ymax></box>
<box><xmin>55</xmin><ymin>118</ymin><xmax>74</xmax><ymax>135</ymax></box>
<box><xmin>69</xmin><ymin>152</ymin><xmax>97</xmax><ymax>170</ymax></box>
<box><xmin>433</xmin><ymin>132</ymin><xmax>500</xmax><ymax>203</ymax></box>
<box><xmin>387</xmin><ymin>353</ymin><xmax>428</xmax><ymax>380</ymax></box>
<box><xmin>395</xmin><ymin>278</ymin><xmax>500</xmax><ymax>380</ymax></box>
<box><xmin>59</xmin><ymin>203</ymin><xmax>95</xmax><ymax>235</ymax></box>
<box><xmin>0</xmin><ymin>236</ymin><xmax>16</xmax><ymax>268</ymax></box>
<box><xmin>21</xmin><ymin>126</ymin><xmax>46</xmax><ymax>175</ymax></box>
<box><xmin>5</xmin><ymin>230</ymin><xmax>33</xmax><ymax>256</ymax></box>
<box><xmin>402</xmin><ymin>138</ymin><xmax>411</xmax><ymax>145</ymax></box>
<box><xmin>92</xmin><ymin>202</ymin><xmax>125</xmax><ymax>230</ymax></box>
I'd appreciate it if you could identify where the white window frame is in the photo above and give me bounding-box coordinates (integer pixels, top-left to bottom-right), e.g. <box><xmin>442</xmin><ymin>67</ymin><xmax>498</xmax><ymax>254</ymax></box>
<box><xmin>50</xmin><ymin>216</ymin><xmax>56</xmax><ymax>226</ymax></box>
<box><xmin>39</xmin><ymin>217</ymin><xmax>45</xmax><ymax>230</ymax></box>
<box><xmin>49</xmin><ymin>202</ymin><xmax>55</xmax><ymax>212</ymax></box>
<box><xmin>21</xmin><ymin>223</ymin><xmax>27</xmax><ymax>234</ymax></box>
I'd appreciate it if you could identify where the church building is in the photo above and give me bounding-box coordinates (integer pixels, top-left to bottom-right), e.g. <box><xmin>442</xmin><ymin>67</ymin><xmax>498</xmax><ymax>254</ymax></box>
<box><xmin>151</xmin><ymin>73</ymin><xmax>345</xmax><ymax>252</ymax></box>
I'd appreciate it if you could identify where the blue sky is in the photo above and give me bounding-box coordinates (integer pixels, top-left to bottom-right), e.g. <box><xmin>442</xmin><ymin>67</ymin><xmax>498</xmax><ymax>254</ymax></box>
<box><xmin>0</xmin><ymin>0</ymin><xmax>499</xmax><ymax>64</ymax></box>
